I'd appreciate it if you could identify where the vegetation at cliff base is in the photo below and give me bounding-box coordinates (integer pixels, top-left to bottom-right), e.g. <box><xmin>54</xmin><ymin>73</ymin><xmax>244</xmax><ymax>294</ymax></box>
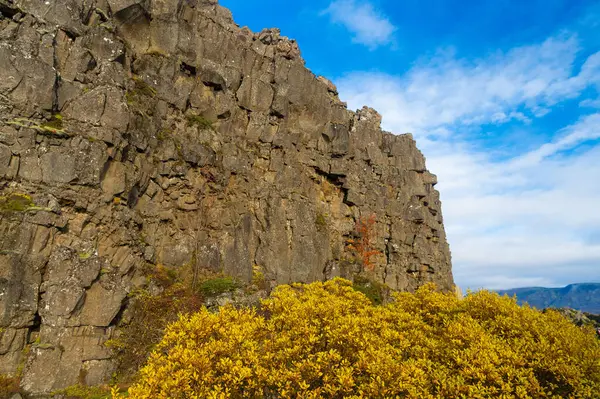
<box><xmin>116</xmin><ymin>279</ymin><xmax>600</xmax><ymax>399</ymax></box>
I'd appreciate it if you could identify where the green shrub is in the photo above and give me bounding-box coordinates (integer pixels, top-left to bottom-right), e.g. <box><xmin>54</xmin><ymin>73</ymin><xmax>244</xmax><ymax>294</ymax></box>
<box><xmin>250</xmin><ymin>265</ymin><xmax>268</xmax><ymax>291</ymax></box>
<box><xmin>352</xmin><ymin>274</ymin><xmax>389</xmax><ymax>305</ymax></box>
<box><xmin>0</xmin><ymin>193</ymin><xmax>51</xmax><ymax>213</ymax></box>
<box><xmin>197</xmin><ymin>276</ymin><xmax>239</xmax><ymax>297</ymax></box>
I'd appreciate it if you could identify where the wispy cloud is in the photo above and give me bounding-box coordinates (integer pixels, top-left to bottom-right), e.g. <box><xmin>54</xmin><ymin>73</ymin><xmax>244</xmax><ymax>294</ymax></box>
<box><xmin>335</xmin><ymin>33</ymin><xmax>600</xmax><ymax>290</ymax></box>
<box><xmin>337</xmin><ymin>35</ymin><xmax>600</xmax><ymax>139</ymax></box>
<box><xmin>322</xmin><ymin>0</ymin><xmax>396</xmax><ymax>49</ymax></box>
<box><xmin>511</xmin><ymin>113</ymin><xmax>600</xmax><ymax>168</ymax></box>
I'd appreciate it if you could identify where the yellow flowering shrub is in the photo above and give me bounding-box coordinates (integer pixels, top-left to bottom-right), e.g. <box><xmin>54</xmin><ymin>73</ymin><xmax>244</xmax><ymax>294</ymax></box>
<box><xmin>118</xmin><ymin>279</ymin><xmax>600</xmax><ymax>399</ymax></box>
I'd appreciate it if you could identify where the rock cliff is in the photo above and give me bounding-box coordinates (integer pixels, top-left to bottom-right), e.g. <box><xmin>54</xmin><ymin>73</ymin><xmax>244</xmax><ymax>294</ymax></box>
<box><xmin>0</xmin><ymin>0</ymin><xmax>453</xmax><ymax>394</ymax></box>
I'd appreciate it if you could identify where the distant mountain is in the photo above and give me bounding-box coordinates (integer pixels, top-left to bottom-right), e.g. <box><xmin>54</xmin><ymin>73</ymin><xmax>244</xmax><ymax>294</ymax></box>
<box><xmin>496</xmin><ymin>283</ymin><xmax>600</xmax><ymax>314</ymax></box>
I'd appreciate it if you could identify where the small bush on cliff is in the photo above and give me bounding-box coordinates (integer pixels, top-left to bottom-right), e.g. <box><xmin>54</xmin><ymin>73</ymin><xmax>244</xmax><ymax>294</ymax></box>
<box><xmin>116</xmin><ymin>279</ymin><xmax>600</xmax><ymax>399</ymax></box>
<box><xmin>197</xmin><ymin>276</ymin><xmax>240</xmax><ymax>297</ymax></box>
<box><xmin>346</xmin><ymin>214</ymin><xmax>380</xmax><ymax>271</ymax></box>
<box><xmin>0</xmin><ymin>374</ymin><xmax>20</xmax><ymax>398</ymax></box>
<box><xmin>351</xmin><ymin>274</ymin><xmax>390</xmax><ymax>305</ymax></box>
<box><xmin>107</xmin><ymin>282</ymin><xmax>203</xmax><ymax>381</ymax></box>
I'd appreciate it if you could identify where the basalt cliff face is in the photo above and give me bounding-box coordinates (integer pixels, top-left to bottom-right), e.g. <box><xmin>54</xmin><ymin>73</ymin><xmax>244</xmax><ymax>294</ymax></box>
<box><xmin>0</xmin><ymin>0</ymin><xmax>453</xmax><ymax>394</ymax></box>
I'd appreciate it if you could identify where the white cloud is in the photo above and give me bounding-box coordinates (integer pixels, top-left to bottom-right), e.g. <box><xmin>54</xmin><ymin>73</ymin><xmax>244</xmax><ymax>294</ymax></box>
<box><xmin>336</xmin><ymin>35</ymin><xmax>600</xmax><ymax>140</ymax></box>
<box><xmin>511</xmin><ymin>113</ymin><xmax>600</xmax><ymax>168</ymax></box>
<box><xmin>334</xmin><ymin>34</ymin><xmax>600</xmax><ymax>290</ymax></box>
<box><xmin>322</xmin><ymin>0</ymin><xmax>396</xmax><ymax>49</ymax></box>
<box><xmin>580</xmin><ymin>98</ymin><xmax>600</xmax><ymax>108</ymax></box>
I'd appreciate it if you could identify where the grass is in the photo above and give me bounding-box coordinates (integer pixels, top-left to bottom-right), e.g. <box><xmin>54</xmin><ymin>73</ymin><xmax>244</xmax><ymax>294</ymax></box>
<box><xmin>156</xmin><ymin>128</ymin><xmax>172</xmax><ymax>141</ymax></box>
<box><xmin>125</xmin><ymin>76</ymin><xmax>157</xmax><ymax>109</ymax></box>
<box><xmin>131</xmin><ymin>76</ymin><xmax>157</xmax><ymax>97</ymax></box>
<box><xmin>51</xmin><ymin>384</ymin><xmax>115</xmax><ymax>399</ymax></box>
<box><xmin>0</xmin><ymin>343</ymin><xmax>32</xmax><ymax>397</ymax></box>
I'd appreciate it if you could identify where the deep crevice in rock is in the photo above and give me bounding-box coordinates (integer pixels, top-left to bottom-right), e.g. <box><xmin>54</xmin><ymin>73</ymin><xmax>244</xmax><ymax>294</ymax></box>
<box><xmin>217</xmin><ymin>110</ymin><xmax>231</xmax><ymax>120</ymax></box>
<box><xmin>114</xmin><ymin>3</ymin><xmax>151</xmax><ymax>26</ymax></box>
<box><xmin>113</xmin><ymin>52</ymin><xmax>126</xmax><ymax>66</ymax></box>
<box><xmin>108</xmin><ymin>296</ymin><xmax>129</xmax><ymax>328</ymax></box>
<box><xmin>51</xmin><ymin>32</ymin><xmax>61</xmax><ymax>113</ymax></box>
<box><xmin>127</xmin><ymin>183</ymin><xmax>141</xmax><ymax>208</ymax></box>
<box><xmin>180</xmin><ymin>61</ymin><xmax>197</xmax><ymax>77</ymax></box>
<box><xmin>0</xmin><ymin>2</ymin><xmax>21</xmax><ymax>19</ymax></box>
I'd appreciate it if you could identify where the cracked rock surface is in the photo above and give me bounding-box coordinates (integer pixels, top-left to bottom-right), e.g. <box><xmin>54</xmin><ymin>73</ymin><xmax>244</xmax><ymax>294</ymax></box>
<box><xmin>0</xmin><ymin>0</ymin><xmax>454</xmax><ymax>394</ymax></box>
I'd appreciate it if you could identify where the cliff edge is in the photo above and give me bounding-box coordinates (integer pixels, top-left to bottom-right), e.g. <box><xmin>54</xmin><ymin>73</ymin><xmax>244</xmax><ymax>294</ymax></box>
<box><xmin>0</xmin><ymin>0</ymin><xmax>453</xmax><ymax>394</ymax></box>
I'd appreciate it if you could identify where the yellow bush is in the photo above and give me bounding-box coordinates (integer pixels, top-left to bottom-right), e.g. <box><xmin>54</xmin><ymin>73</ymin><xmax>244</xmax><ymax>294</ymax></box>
<box><xmin>118</xmin><ymin>279</ymin><xmax>600</xmax><ymax>399</ymax></box>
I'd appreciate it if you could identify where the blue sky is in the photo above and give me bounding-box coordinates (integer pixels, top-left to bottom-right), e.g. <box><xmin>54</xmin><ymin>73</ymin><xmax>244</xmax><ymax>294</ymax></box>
<box><xmin>220</xmin><ymin>0</ymin><xmax>600</xmax><ymax>290</ymax></box>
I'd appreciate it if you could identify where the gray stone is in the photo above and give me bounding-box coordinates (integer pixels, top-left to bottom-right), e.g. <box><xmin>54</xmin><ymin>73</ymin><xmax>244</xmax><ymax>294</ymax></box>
<box><xmin>101</xmin><ymin>161</ymin><xmax>127</xmax><ymax>196</ymax></box>
<box><xmin>79</xmin><ymin>283</ymin><xmax>127</xmax><ymax>327</ymax></box>
<box><xmin>40</xmin><ymin>150</ymin><xmax>77</xmax><ymax>184</ymax></box>
<box><xmin>0</xmin><ymin>143</ymin><xmax>11</xmax><ymax>177</ymax></box>
<box><xmin>237</xmin><ymin>77</ymin><xmax>274</xmax><ymax>112</ymax></box>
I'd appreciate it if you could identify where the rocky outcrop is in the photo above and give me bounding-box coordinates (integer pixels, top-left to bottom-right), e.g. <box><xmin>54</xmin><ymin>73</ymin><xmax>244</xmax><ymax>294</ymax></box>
<box><xmin>0</xmin><ymin>0</ymin><xmax>453</xmax><ymax>394</ymax></box>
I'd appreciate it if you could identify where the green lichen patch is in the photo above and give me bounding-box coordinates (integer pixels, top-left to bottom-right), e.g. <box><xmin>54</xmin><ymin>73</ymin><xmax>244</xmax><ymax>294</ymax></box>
<box><xmin>41</xmin><ymin>113</ymin><xmax>64</xmax><ymax>132</ymax></box>
<box><xmin>185</xmin><ymin>114</ymin><xmax>214</xmax><ymax>130</ymax></box>
<box><xmin>6</xmin><ymin>117</ymin><xmax>68</xmax><ymax>136</ymax></box>
<box><xmin>156</xmin><ymin>128</ymin><xmax>172</xmax><ymax>141</ymax></box>
<box><xmin>0</xmin><ymin>193</ymin><xmax>34</xmax><ymax>212</ymax></box>
<box><xmin>315</xmin><ymin>213</ymin><xmax>327</xmax><ymax>229</ymax></box>
<box><xmin>0</xmin><ymin>193</ymin><xmax>51</xmax><ymax>213</ymax></box>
